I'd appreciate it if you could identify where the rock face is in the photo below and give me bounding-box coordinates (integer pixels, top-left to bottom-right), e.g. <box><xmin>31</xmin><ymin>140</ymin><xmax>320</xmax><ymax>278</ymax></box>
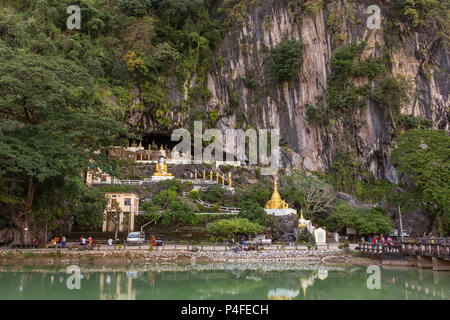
<box><xmin>388</xmin><ymin>208</ymin><xmax>439</xmax><ymax>236</ymax></box>
<box><xmin>336</xmin><ymin>192</ymin><xmax>377</xmax><ymax>209</ymax></box>
<box><xmin>128</xmin><ymin>0</ymin><xmax>448</xmax><ymax>180</ymax></box>
<box><xmin>267</xmin><ymin>215</ymin><xmax>298</xmax><ymax>242</ymax></box>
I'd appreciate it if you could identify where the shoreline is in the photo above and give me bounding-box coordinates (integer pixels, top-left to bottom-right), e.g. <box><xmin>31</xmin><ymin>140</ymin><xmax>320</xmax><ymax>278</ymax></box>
<box><xmin>0</xmin><ymin>247</ymin><xmax>380</xmax><ymax>269</ymax></box>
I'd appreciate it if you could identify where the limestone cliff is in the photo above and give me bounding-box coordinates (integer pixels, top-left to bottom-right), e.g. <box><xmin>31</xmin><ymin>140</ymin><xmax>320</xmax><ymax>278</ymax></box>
<box><xmin>128</xmin><ymin>0</ymin><xmax>449</xmax><ymax>181</ymax></box>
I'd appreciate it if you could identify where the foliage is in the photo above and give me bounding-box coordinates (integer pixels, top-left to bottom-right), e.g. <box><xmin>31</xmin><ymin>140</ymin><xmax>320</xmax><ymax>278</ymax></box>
<box><xmin>71</xmin><ymin>186</ymin><xmax>108</xmax><ymax>230</ymax></box>
<box><xmin>199</xmin><ymin>184</ymin><xmax>225</xmax><ymax>204</ymax></box>
<box><xmin>208</xmin><ymin>109</ymin><xmax>220</xmax><ymax>125</ymax></box>
<box><xmin>0</xmin><ymin>48</ymin><xmax>130</xmax><ymax>242</ymax></box>
<box><xmin>280</xmin><ymin>171</ymin><xmax>335</xmax><ymax>222</ymax></box>
<box><xmin>239</xmin><ymin>180</ymin><xmax>272</xmax><ymax>207</ymax></box>
<box><xmin>371</xmin><ymin>74</ymin><xmax>412</xmax><ymax>130</ymax></box>
<box><xmin>119</xmin><ymin>0</ymin><xmax>152</xmax><ymax>17</ymax></box>
<box><xmin>237</xmin><ymin>200</ymin><xmax>267</xmax><ymax>226</ymax></box>
<box><xmin>328</xmin><ymin>201</ymin><xmax>393</xmax><ymax>235</ymax></box>
<box><xmin>326</xmin><ymin>151</ymin><xmax>360</xmax><ymax>194</ymax></box>
<box><xmin>266</xmin><ymin>40</ymin><xmax>304</xmax><ymax>83</ymax></box>
<box><xmin>304</xmin><ymin>0</ymin><xmax>324</xmax><ymax>16</ymax></box>
<box><xmin>391</xmin><ymin>129</ymin><xmax>450</xmax><ymax>235</ymax></box>
<box><xmin>393</xmin><ymin>0</ymin><xmax>449</xmax><ymax>46</ymax></box>
<box><xmin>305</xmin><ymin>103</ymin><xmax>325</xmax><ymax>124</ymax></box>
<box><xmin>326</xmin><ymin>41</ymin><xmax>385</xmax><ymax>113</ymax></box>
<box><xmin>142</xmin><ymin>187</ymin><xmax>197</xmax><ymax>231</ymax></box>
<box><xmin>399</xmin><ymin>114</ymin><xmax>433</xmax><ymax>130</ymax></box>
<box><xmin>208</xmin><ymin>218</ymin><xmax>263</xmax><ymax>237</ymax></box>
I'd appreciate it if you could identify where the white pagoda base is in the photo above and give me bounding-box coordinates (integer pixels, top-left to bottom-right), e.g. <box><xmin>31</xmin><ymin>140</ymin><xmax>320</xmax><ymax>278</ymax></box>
<box><xmin>150</xmin><ymin>175</ymin><xmax>174</xmax><ymax>182</ymax></box>
<box><xmin>264</xmin><ymin>208</ymin><xmax>297</xmax><ymax>216</ymax></box>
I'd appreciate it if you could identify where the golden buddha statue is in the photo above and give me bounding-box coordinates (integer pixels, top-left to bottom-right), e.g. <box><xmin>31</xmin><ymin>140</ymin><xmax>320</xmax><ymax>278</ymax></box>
<box><xmin>264</xmin><ymin>178</ymin><xmax>289</xmax><ymax>209</ymax></box>
<box><xmin>210</xmin><ymin>170</ymin><xmax>213</xmax><ymax>180</ymax></box>
<box><xmin>154</xmin><ymin>156</ymin><xmax>172</xmax><ymax>176</ymax></box>
<box><xmin>221</xmin><ymin>175</ymin><xmax>225</xmax><ymax>186</ymax></box>
<box><xmin>228</xmin><ymin>172</ymin><xmax>232</xmax><ymax>188</ymax></box>
<box><xmin>203</xmin><ymin>170</ymin><xmax>206</xmax><ymax>180</ymax></box>
<box><xmin>194</xmin><ymin>169</ymin><xmax>197</xmax><ymax>179</ymax></box>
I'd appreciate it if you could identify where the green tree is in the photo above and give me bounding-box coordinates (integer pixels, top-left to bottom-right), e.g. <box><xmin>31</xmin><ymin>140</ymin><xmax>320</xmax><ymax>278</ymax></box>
<box><xmin>71</xmin><ymin>185</ymin><xmax>107</xmax><ymax>231</ymax></box>
<box><xmin>371</xmin><ymin>74</ymin><xmax>412</xmax><ymax>131</ymax></box>
<box><xmin>328</xmin><ymin>201</ymin><xmax>393</xmax><ymax>235</ymax></box>
<box><xmin>208</xmin><ymin>218</ymin><xmax>263</xmax><ymax>239</ymax></box>
<box><xmin>237</xmin><ymin>200</ymin><xmax>267</xmax><ymax>226</ymax></box>
<box><xmin>280</xmin><ymin>171</ymin><xmax>335</xmax><ymax>222</ymax></box>
<box><xmin>0</xmin><ymin>49</ymin><xmax>129</xmax><ymax>244</ymax></box>
<box><xmin>391</xmin><ymin>129</ymin><xmax>450</xmax><ymax>235</ymax></box>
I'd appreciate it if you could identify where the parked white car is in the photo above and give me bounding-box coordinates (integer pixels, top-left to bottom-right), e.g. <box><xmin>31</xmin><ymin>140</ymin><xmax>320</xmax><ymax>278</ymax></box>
<box><xmin>126</xmin><ymin>232</ymin><xmax>145</xmax><ymax>244</ymax></box>
<box><xmin>254</xmin><ymin>235</ymin><xmax>272</xmax><ymax>245</ymax></box>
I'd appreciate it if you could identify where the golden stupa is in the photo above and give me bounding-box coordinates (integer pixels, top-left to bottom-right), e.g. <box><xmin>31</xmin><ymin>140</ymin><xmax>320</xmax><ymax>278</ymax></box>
<box><xmin>264</xmin><ymin>178</ymin><xmax>289</xmax><ymax>209</ymax></box>
<box><xmin>298</xmin><ymin>209</ymin><xmax>307</xmax><ymax>228</ymax></box>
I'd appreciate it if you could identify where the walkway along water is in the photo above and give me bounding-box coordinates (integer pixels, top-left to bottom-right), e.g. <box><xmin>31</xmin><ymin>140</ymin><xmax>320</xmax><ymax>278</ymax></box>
<box><xmin>357</xmin><ymin>238</ymin><xmax>450</xmax><ymax>271</ymax></box>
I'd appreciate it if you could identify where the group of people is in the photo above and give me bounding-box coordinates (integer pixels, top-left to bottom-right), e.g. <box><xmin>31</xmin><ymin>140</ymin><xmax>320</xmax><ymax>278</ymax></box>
<box><xmin>80</xmin><ymin>236</ymin><xmax>94</xmax><ymax>248</ymax></box>
<box><xmin>361</xmin><ymin>234</ymin><xmax>393</xmax><ymax>247</ymax></box>
<box><xmin>34</xmin><ymin>236</ymin><xmax>67</xmax><ymax>248</ymax></box>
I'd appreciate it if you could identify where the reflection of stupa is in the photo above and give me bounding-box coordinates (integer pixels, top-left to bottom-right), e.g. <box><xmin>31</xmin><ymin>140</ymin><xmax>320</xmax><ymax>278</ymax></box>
<box><xmin>264</xmin><ymin>178</ymin><xmax>297</xmax><ymax>216</ymax></box>
<box><xmin>267</xmin><ymin>288</ymin><xmax>300</xmax><ymax>300</ymax></box>
<box><xmin>299</xmin><ymin>276</ymin><xmax>315</xmax><ymax>297</ymax></box>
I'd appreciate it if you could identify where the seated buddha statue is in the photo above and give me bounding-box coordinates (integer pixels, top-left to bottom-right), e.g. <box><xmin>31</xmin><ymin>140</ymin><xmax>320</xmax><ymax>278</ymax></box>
<box><xmin>154</xmin><ymin>156</ymin><xmax>172</xmax><ymax>176</ymax></box>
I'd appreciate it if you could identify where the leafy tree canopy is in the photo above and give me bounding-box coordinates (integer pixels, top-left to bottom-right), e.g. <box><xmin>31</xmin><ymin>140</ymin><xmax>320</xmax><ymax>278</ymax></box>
<box><xmin>328</xmin><ymin>201</ymin><xmax>393</xmax><ymax>235</ymax></box>
<box><xmin>391</xmin><ymin>129</ymin><xmax>450</xmax><ymax>234</ymax></box>
<box><xmin>208</xmin><ymin>218</ymin><xmax>263</xmax><ymax>238</ymax></box>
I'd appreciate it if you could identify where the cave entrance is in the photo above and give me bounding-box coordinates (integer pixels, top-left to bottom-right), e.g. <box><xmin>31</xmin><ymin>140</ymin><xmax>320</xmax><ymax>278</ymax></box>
<box><xmin>139</xmin><ymin>134</ymin><xmax>178</xmax><ymax>151</ymax></box>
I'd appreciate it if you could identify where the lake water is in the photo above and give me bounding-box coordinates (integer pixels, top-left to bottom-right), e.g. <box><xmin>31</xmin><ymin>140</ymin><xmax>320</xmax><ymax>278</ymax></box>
<box><xmin>0</xmin><ymin>264</ymin><xmax>448</xmax><ymax>300</ymax></box>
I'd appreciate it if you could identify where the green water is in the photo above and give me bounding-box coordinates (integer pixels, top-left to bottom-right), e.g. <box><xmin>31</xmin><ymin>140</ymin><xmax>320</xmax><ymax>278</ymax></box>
<box><xmin>0</xmin><ymin>264</ymin><xmax>448</xmax><ymax>300</ymax></box>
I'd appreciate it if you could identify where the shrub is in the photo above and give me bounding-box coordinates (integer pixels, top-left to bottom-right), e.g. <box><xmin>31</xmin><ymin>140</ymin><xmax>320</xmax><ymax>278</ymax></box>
<box><xmin>266</xmin><ymin>40</ymin><xmax>304</xmax><ymax>83</ymax></box>
<box><xmin>119</xmin><ymin>0</ymin><xmax>151</xmax><ymax>17</ymax></box>
<box><xmin>305</xmin><ymin>103</ymin><xmax>325</xmax><ymax>124</ymax></box>
<box><xmin>399</xmin><ymin>114</ymin><xmax>432</xmax><ymax>130</ymax></box>
<box><xmin>304</xmin><ymin>0</ymin><xmax>324</xmax><ymax>16</ymax></box>
<box><xmin>190</xmin><ymin>189</ymin><xmax>199</xmax><ymax>200</ymax></box>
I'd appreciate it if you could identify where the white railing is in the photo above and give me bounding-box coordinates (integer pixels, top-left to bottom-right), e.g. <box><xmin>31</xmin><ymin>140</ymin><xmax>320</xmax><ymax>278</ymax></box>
<box><xmin>195</xmin><ymin>198</ymin><xmax>241</xmax><ymax>214</ymax></box>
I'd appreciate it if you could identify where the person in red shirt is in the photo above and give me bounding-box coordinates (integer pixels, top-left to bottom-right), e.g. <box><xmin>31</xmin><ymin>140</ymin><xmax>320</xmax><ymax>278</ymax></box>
<box><xmin>152</xmin><ymin>236</ymin><xmax>156</xmax><ymax>247</ymax></box>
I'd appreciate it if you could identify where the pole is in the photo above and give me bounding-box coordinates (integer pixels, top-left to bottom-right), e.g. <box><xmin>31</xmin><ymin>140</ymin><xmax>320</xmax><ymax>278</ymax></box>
<box><xmin>398</xmin><ymin>205</ymin><xmax>404</xmax><ymax>240</ymax></box>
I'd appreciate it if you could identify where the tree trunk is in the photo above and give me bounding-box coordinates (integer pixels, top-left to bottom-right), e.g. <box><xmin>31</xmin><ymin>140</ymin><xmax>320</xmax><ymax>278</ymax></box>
<box><xmin>14</xmin><ymin>175</ymin><xmax>37</xmax><ymax>245</ymax></box>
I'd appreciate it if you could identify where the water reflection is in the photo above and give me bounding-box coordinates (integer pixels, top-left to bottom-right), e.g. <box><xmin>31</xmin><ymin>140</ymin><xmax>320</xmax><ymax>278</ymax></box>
<box><xmin>0</xmin><ymin>265</ymin><xmax>448</xmax><ymax>300</ymax></box>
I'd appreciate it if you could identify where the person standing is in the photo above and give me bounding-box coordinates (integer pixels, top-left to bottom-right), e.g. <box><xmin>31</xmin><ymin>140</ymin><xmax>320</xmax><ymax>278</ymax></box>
<box><xmin>387</xmin><ymin>236</ymin><xmax>393</xmax><ymax>251</ymax></box>
<box><xmin>108</xmin><ymin>238</ymin><xmax>113</xmax><ymax>246</ymax></box>
<box><xmin>361</xmin><ymin>236</ymin><xmax>365</xmax><ymax>243</ymax></box>
<box><xmin>152</xmin><ymin>236</ymin><xmax>156</xmax><ymax>248</ymax></box>
<box><xmin>422</xmin><ymin>232</ymin><xmax>428</xmax><ymax>244</ymax></box>
<box><xmin>81</xmin><ymin>236</ymin><xmax>86</xmax><ymax>247</ymax></box>
<box><xmin>61</xmin><ymin>236</ymin><xmax>66</xmax><ymax>249</ymax></box>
